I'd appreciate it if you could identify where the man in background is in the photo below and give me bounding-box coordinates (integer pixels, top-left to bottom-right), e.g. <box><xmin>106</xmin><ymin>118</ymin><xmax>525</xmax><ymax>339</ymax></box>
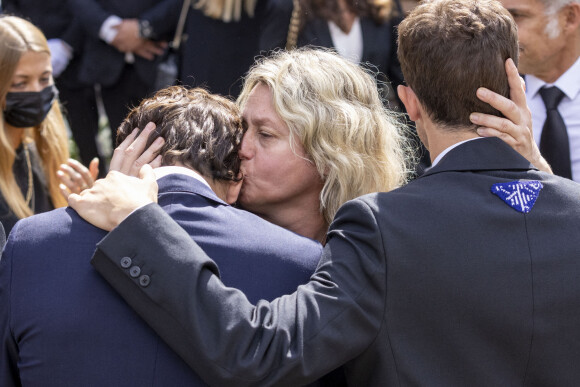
<box><xmin>500</xmin><ymin>0</ymin><xmax>580</xmax><ymax>181</ymax></box>
<box><xmin>68</xmin><ymin>0</ymin><xmax>178</xmax><ymax>153</ymax></box>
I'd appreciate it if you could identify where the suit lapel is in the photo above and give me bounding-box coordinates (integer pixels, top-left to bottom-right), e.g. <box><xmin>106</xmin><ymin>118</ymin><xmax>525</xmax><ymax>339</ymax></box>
<box><xmin>360</xmin><ymin>18</ymin><xmax>374</xmax><ymax>63</ymax></box>
<box><xmin>302</xmin><ymin>19</ymin><xmax>334</xmax><ymax>48</ymax></box>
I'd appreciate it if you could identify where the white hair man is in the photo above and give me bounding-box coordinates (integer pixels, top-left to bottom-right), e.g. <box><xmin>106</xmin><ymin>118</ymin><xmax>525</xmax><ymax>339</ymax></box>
<box><xmin>501</xmin><ymin>0</ymin><xmax>580</xmax><ymax>181</ymax></box>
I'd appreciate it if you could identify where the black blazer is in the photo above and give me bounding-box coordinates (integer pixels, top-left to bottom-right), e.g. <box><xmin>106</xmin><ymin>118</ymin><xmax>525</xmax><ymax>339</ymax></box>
<box><xmin>176</xmin><ymin>1</ymin><xmax>265</xmax><ymax>97</ymax></box>
<box><xmin>68</xmin><ymin>0</ymin><xmax>180</xmax><ymax>86</ymax></box>
<box><xmin>92</xmin><ymin>138</ymin><xmax>580</xmax><ymax>386</ymax></box>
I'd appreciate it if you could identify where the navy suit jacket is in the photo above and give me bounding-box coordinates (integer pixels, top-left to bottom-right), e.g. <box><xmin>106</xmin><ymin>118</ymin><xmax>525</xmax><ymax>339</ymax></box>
<box><xmin>92</xmin><ymin>138</ymin><xmax>580</xmax><ymax>386</ymax></box>
<box><xmin>0</xmin><ymin>173</ymin><xmax>321</xmax><ymax>386</ymax></box>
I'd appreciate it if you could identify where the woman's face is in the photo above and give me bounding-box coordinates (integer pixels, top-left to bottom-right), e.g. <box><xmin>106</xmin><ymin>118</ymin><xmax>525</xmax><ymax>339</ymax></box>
<box><xmin>3</xmin><ymin>51</ymin><xmax>54</xmax><ymax>131</ymax></box>
<box><xmin>9</xmin><ymin>51</ymin><xmax>53</xmax><ymax>93</ymax></box>
<box><xmin>237</xmin><ymin>83</ymin><xmax>324</xmax><ymax>221</ymax></box>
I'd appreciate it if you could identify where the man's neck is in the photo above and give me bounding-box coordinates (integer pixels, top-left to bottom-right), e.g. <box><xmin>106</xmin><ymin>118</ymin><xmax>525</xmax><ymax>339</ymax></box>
<box><xmin>424</xmin><ymin>123</ymin><xmax>480</xmax><ymax>164</ymax></box>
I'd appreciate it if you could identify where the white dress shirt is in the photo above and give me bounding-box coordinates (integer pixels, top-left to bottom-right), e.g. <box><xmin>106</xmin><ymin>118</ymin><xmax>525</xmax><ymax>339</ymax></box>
<box><xmin>328</xmin><ymin>17</ymin><xmax>363</xmax><ymax>64</ymax></box>
<box><xmin>525</xmin><ymin>56</ymin><xmax>580</xmax><ymax>182</ymax></box>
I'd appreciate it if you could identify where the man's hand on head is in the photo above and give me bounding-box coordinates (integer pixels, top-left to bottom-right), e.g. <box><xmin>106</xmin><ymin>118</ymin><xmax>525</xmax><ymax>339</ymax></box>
<box><xmin>470</xmin><ymin>58</ymin><xmax>552</xmax><ymax>174</ymax></box>
<box><xmin>110</xmin><ymin>122</ymin><xmax>164</xmax><ymax>176</ymax></box>
<box><xmin>68</xmin><ymin>165</ymin><xmax>159</xmax><ymax>231</ymax></box>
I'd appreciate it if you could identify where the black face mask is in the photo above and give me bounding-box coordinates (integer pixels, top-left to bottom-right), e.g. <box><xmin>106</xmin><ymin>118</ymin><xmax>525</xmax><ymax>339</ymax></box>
<box><xmin>3</xmin><ymin>85</ymin><xmax>58</xmax><ymax>128</ymax></box>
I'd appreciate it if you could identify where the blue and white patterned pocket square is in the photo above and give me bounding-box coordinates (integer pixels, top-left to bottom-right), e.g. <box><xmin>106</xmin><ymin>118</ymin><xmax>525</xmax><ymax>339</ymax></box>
<box><xmin>491</xmin><ymin>181</ymin><xmax>543</xmax><ymax>213</ymax></box>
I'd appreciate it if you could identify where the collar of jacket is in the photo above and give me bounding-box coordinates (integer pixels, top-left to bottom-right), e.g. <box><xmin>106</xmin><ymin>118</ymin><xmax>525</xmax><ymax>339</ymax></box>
<box><xmin>157</xmin><ymin>173</ymin><xmax>228</xmax><ymax>206</ymax></box>
<box><xmin>421</xmin><ymin>137</ymin><xmax>538</xmax><ymax>178</ymax></box>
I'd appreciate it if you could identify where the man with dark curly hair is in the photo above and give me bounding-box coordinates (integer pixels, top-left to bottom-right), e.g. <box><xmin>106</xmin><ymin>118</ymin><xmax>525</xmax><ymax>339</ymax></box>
<box><xmin>0</xmin><ymin>86</ymin><xmax>322</xmax><ymax>386</ymax></box>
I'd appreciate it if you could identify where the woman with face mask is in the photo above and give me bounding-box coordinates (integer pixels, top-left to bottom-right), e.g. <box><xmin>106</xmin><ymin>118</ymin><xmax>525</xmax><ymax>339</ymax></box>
<box><xmin>0</xmin><ymin>15</ymin><xmax>90</xmax><ymax>234</ymax></box>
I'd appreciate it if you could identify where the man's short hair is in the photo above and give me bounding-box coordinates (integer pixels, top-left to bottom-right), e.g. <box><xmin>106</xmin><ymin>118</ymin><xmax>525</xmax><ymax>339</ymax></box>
<box><xmin>397</xmin><ymin>0</ymin><xmax>518</xmax><ymax>130</ymax></box>
<box><xmin>117</xmin><ymin>86</ymin><xmax>244</xmax><ymax>182</ymax></box>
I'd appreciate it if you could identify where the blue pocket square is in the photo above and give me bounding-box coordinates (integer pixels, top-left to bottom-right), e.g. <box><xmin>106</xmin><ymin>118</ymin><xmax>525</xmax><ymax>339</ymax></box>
<box><xmin>491</xmin><ymin>181</ymin><xmax>543</xmax><ymax>213</ymax></box>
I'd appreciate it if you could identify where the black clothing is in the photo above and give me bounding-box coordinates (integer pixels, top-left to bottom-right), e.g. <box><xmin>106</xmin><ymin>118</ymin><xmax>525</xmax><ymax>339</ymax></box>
<box><xmin>0</xmin><ymin>143</ymin><xmax>53</xmax><ymax>235</ymax></box>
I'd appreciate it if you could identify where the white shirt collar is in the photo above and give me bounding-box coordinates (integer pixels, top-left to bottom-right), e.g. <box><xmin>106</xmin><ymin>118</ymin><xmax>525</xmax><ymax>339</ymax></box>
<box><xmin>431</xmin><ymin>137</ymin><xmax>484</xmax><ymax>168</ymax></box>
<box><xmin>153</xmin><ymin>166</ymin><xmax>212</xmax><ymax>189</ymax></box>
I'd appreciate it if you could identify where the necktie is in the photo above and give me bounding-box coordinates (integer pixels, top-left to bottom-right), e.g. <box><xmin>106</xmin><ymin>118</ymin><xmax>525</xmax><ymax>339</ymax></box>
<box><xmin>539</xmin><ymin>86</ymin><xmax>572</xmax><ymax>179</ymax></box>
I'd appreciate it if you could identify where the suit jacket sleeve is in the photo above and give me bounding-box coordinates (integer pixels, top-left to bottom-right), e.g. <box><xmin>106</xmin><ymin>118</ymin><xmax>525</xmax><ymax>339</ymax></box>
<box><xmin>0</xmin><ymin>223</ymin><xmax>22</xmax><ymax>387</ymax></box>
<box><xmin>60</xmin><ymin>16</ymin><xmax>85</xmax><ymax>53</ymax></box>
<box><xmin>2</xmin><ymin>0</ymin><xmax>84</xmax><ymax>52</ymax></box>
<box><xmin>91</xmin><ymin>201</ymin><xmax>387</xmax><ymax>386</ymax></box>
<box><xmin>139</xmin><ymin>0</ymin><xmax>181</xmax><ymax>41</ymax></box>
<box><xmin>67</xmin><ymin>0</ymin><xmax>112</xmax><ymax>38</ymax></box>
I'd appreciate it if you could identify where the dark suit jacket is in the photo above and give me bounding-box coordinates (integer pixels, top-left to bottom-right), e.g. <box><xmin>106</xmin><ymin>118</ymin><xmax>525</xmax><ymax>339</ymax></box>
<box><xmin>68</xmin><ymin>0</ymin><xmax>180</xmax><ymax>86</ymax></box>
<box><xmin>0</xmin><ymin>173</ymin><xmax>321</xmax><ymax>386</ymax></box>
<box><xmin>177</xmin><ymin>0</ymin><xmax>265</xmax><ymax>97</ymax></box>
<box><xmin>92</xmin><ymin>138</ymin><xmax>580</xmax><ymax>386</ymax></box>
<box><xmin>2</xmin><ymin>0</ymin><xmax>83</xmax><ymax>51</ymax></box>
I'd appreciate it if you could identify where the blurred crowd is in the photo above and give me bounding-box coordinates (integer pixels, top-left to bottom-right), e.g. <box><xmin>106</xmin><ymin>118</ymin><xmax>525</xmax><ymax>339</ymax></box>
<box><xmin>0</xmin><ymin>0</ymin><xmax>419</xmax><ymax>172</ymax></box>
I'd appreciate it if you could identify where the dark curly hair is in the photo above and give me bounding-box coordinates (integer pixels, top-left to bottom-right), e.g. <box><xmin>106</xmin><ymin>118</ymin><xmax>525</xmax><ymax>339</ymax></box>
<box><xmin>300</xmin><ymin>0</ymin><xmax>397</xmax><ymax>27</ymax></box>
<box><xmin>117</xmin><ymin>86</ymin><xmax>244</xmax><ymax>182</ymax></box>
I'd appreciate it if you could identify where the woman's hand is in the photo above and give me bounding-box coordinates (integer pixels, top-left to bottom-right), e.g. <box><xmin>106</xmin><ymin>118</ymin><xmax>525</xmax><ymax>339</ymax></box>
<box><xmin>470</xmin><ymin>58</ymin><xmax>552</xmax><ymax>174</ymax></box>
<box><xmin>110</xmin><ymin>122</ymin><xmax>164</xmax><ymax>176</ymax></box>
<box><xmin>58</xmin><ymin>157</ymin><xmax>99</xmax><ymax>198</ymax></box>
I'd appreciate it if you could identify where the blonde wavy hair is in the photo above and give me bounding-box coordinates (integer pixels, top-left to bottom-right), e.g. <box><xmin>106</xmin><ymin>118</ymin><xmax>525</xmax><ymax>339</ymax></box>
<box><xmin>0</xmin><ymin>15</ymin><xmax>69</xmax><ymax>219</ymax></box>
<box><xmin>237</xmin><ymin>48</ymin><xmax>413</xmax><ymax>225</ymax></box>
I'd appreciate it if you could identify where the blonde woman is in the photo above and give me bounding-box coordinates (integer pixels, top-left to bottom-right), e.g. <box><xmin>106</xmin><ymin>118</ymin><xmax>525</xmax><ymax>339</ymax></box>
<box><xmin>235</xmin><ymin>48</ymin><xmax>411</xmax><ymax>241</ymax></box>
<box><xmin>0</xmin><ymin>16</ymin><xmax>94</xmax><ymax>234</ymax></box>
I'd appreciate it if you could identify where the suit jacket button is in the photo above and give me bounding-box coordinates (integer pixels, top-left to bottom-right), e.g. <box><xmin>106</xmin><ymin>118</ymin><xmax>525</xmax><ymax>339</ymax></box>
<box><xmin>129</xmin><ymin>266</ymin><xmax>141</xmax><ymax>278</ymax></box>
<box><xmin>139</xmin><ymin>275</ymin><xmax>150</xmax><ymax>287</ymax></box>
<box><xmin>120</xmin><ymin>257</ymin><xmax>132</xmax><ymax>269</ymax></box>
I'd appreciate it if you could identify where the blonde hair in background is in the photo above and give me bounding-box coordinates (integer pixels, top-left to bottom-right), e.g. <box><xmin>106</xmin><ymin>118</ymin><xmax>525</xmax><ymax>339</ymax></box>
<box><xmin>193</xmin><ymin>0</ymin><xmax>258</xmax><ymax>22</ymax></box>
<box><xmin>0</xmin><ymin>15</ymin><xmax>69</xmax><ymax>219</ymax></box>
<box><xmin>237</xmin><ymin>48</ymin><xmax>413</xmax><ymax>225</ymax></box>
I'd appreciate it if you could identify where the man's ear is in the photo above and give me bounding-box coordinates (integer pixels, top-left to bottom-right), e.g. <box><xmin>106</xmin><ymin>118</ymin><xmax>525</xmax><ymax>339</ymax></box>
<box><xmin>397</xmin><ymin>85</ymin><xmax>422</xmax><ymax>122</ymax></box>
<box><xmin>225</xmin><ymin>175</ymin><xmax>243</xmax><ymax>205</ymax></box>
<box><xmin>563</xmin><ymin>3</ymin><xmax>580</xmax><ymax>33</ymax></box>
